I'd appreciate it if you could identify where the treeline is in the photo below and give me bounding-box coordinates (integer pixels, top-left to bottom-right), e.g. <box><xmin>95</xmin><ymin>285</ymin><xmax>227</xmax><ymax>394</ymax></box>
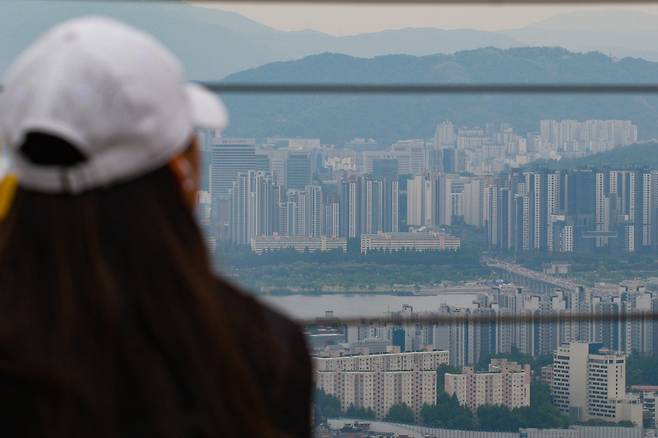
<box><xmin>422</xmin><ymin>382</ymin><xmax>570</xmax><ymax>431</ymax></box>
<box><xmin>525</xmin><ymin>143</ymin><xmax>658</xmax><ymax>171</ymax></box>
<box><xmin>314</xmin><ymin>390</ymin><xmax>415</xmax><ymax>425</ymax></box>
<box><xmin>227</xmin><ymin>261</ymin><xmax>490</xmax><ymax>291</ymax></box>
<box><xmin>313</xmin><ymin>367</ymin><xmax>570</xmax><ymax>432</ymax></box>
<box><xmin>216</xmin><ymin>244</ymin><xmax>484</xmax><ymax>269</ymax></box>
<box><xmin>314</xmin><ymin>389</ymin><xmax>378</xmax><ymax>424</ymax></box>
<box><xmin>421</xmin><ymin>364</ymin><xmax>569</xmax><ymax>431</ymax></box>
<box><xmin>216</xmin><ymin>242</ymin><xmax>491</xmax><ymax>291</ymax></box>
<box><xmin>627</xmin><ymin>352</ymin><xmax>658</xmax><ymax>386</ymax></box>
<box><xmin>315</xmin><ymin>383</ymin><xmax>569</xmax><ymax>432</ymax></box>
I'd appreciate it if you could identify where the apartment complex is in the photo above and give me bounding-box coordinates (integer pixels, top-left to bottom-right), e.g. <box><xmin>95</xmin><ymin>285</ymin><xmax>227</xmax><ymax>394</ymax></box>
<box><xmin>486</xmin><ymin>168</ymin><xmax>658</xmax><ymax>254</ymax></box>
<box><xmin>444</xmin><ymin>359</ymin><xmax>531</xmax><ymax>411</ymax></box>
<box><xmin>250</xmin><ymin>235</ymin><xmax>347</xmax><ymax>254</ymax></box>
<box><xmin>360</xmin><ymin>231</ymin><xmax>460</xmax><ymax>254</ymax></box>
<box><xmin>551</xmin><ymin>342</ymin><xmax>641</xmax><ymax>424</ymax></box>
<box><xmin>315</xmin><ymin>351</ymin><xmax>449</xmax><ymax>421</ymax></box>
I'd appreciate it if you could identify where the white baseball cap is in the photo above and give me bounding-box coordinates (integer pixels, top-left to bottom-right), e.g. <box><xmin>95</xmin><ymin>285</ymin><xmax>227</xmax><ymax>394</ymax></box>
<box><xmin>0</xmin><ymin>16</ymin><xmax>228</xmax><ymax>194</ymax></box>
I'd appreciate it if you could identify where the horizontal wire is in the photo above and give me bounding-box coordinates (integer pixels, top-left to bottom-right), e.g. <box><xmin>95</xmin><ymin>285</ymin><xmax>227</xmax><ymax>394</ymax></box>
<box><xmin>300</xmin><ymin>311</ymin><xmax>658</xmax><ymax>327</ymax></box>
<box><xmin>57</xmin><ymin>0</ymin><xmax>658</xmax><ymax>4</ymax></box>
<box><xmin>202</xmin><ymin>83</ymin><xmax>658</xmax><ymax>94</ymax></box>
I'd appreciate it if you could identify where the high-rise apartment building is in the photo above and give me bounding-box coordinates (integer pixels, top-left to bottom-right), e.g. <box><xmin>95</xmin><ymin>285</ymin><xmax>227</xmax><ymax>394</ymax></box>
<box><xmin>484</xmin><ymin>168</ymin><xmax>657</xmax><ymax>254</ymax></box>
<box><xmin>406</xmin><ymin>175</ymin><xmax>425</xmax><ymax>227</ymax></box>
<box><xmin>228</xmin><ymin>170</ymin><xmax>277</xmax><ymax>245</ymax></box>
<box><xmin>444</xmin><ymin>359</ymin><xmax>531</xmax><ymax>411</ymax></box>
<box><xmin>539</xmin><ymin>120</ymin><xmax>638</xmax><ymax>155</ymax></box>
<box><xmin>551</xmin><ymin>342</ymin><xmax>641</xmax><ymax>425</ymax></box>
<box><xmin>434</xmin><ymin>121</ymin><xmax>457</xmax><ymax>148</ymax></box>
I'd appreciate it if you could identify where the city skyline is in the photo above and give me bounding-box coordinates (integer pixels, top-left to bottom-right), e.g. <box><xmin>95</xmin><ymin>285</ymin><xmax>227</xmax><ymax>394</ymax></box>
<box><xmin>198</xmin><ymin>118</ymin><xmax>651</xmax><ymax>256</ymax></box>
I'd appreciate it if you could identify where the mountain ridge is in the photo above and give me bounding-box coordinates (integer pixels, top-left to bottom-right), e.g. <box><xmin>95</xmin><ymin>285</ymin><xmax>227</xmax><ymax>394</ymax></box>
<box><xmin>3</xmin><ymin>2</ymin><xmax>658</xmax><ymax>81</ymax></box>
<box><xmin>220</xmin><ymin>48</ymin><xmax>658</xmax><ymax>144</ymax></box>
<box><xmin>526</xmin><ymin>143</ymin><xmax>658</xmax><ymax>170</ymax></box>
<box><xmin>0</xmin><ymin>0</ymin><xmax>519</xmax><ymax>80</ymax></box>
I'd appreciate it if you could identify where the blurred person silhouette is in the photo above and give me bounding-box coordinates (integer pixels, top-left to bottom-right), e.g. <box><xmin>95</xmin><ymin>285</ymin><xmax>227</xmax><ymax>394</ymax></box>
<box><xmin>0</xmin><ymin>17</ymin><xmax>311</xmax><ymax>438</ymax></box>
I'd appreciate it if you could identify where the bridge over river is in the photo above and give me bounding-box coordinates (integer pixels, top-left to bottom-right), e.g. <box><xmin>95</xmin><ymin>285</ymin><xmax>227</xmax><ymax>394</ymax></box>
<box><xmin>483</xmin><ymin>257</ymin><xmax>581</xmax><ymax>294</ymax></box>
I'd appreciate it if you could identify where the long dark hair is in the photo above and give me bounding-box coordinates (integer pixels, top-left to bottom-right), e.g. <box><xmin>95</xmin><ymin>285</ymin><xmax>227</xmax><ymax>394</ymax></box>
<box><xmin>0</xmin><ymin>134</ymin><xmax>279</xmax><ymax>437</ymax></box>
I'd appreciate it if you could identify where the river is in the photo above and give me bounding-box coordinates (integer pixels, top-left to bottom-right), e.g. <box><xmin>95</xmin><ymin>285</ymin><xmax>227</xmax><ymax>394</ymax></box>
<box><xmin>260</xmin><ymin>293</ymin><xmax>480</xmax><ymax>319</ymax></box>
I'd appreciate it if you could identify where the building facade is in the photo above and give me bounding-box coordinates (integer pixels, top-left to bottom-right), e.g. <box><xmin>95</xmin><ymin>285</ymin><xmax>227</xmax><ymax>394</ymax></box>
<box><xmin>444</xmin><ymin>359</ymin><xmax>531</xmax><ymax>411</ymax></box>
<box><xmin>551</xmin><ymin>342</ymin><xmax>641</xmax><ymax>425</ymax></box>
<box><xmin>315</xmin><ymin>351</ymin><xmax>449</xmax><ymax>421</ymax></box>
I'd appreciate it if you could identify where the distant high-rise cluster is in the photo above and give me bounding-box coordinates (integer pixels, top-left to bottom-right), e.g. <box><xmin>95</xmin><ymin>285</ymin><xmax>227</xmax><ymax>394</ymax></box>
<box><xmin>339</xmin><ymin>283</ymin><xmax>658</xmax><ymax>369</ymax></box>
<box><xmin>198</xmin><ymin>119</ymin><xmax>645</xmax><ymax>254</ymax></box>
<box><xmin>539</xmin><ymin>120</ymin><xmax>638</xmax><ymax>156</ymax></box>
<box><xmin>225</xmin><ymin>171</ymin><xmax>402</xmax><ymax>246</ymax></box>
<box><xmin>486</xmin><ymin>168</ymin><xmax>658</xmax><ymax>253</ymax></box>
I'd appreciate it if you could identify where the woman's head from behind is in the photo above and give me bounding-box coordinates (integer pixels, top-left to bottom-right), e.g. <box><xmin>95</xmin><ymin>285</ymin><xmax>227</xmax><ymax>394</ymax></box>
<box><xmin>0</xmin><ymin>16</ymin><xmax>278</xmax><ymax>438</ymax></box>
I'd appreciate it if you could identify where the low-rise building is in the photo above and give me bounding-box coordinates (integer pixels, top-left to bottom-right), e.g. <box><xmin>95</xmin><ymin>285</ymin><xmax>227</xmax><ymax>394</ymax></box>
<box><xmin>629</xmin><ymin>385</ymin><xmax>658</xmax><ymax>428</ymax></box>
<box><xmin>360</xmin><ymin>231</ymin><xmax>460</xmax><ymax>254</ymax></box>
<box><xmin>540</xmin><ymin>364</ymin><xmax>553</xmax><ymax>387</ymax></box>
<box><xmin>250</xmin><ymin>235</ymin><xmax>347</xmax><ymax>254</ymax></box>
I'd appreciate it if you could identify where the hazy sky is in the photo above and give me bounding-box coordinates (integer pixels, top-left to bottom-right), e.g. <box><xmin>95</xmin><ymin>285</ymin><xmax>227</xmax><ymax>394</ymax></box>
<box><xmin>194</xmin><ymin>3</ymin><xmax>658</xmax><ymax>35</ymax></box>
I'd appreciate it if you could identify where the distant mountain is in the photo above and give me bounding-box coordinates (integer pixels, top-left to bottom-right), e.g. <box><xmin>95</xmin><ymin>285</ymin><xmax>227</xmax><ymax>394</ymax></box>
<box><xmin>0</xmin><ymin>1</ymin><xmax>519</xmax><ymax>80</ymax></box>
<box><xmin>526</xmin><ymin>143</ymin><xmax>658</xmax><ymax>170</ymax></box>
<box><xmin>6</xmin><ymin>2</ymin><xmax>658</xmax><ymax>82</ymax></box>
<box><xmin>220</xmin><ymin>48</ymin><xmax>658</xmax><ymax>144</ymax></box>
<box><xmin>502</xmin><ymin>10</ymin><xmax>658</xmax><ymax>62</ymax></box>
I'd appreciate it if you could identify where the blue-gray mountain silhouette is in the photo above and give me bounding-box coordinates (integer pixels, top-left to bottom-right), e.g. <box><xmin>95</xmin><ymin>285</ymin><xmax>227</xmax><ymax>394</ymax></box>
<box><xmin>221</xmin><ymin>48</ymin><xmax>658</xmax><ymax>144</ymax></box>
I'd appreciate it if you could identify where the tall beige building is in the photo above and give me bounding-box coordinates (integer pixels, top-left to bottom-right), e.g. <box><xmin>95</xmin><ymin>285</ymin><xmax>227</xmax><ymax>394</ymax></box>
<box><xmin>315</xmin><ymin>350</ymin><xmax>449</xmax><ymax>421</ymax></box>
<box><xmin>444</xmin><ymin>359</ymin><xmax>531</xmax><ymax>411</ymax></box>
<box><xmin>551</xmin><ymin>342</ymin><xmax>642</xmax><ymax>425</ymax></box>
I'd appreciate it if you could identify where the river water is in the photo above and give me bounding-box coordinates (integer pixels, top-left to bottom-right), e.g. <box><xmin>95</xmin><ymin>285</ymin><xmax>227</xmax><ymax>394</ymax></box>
<box><xmin>260</xmin><ymin>293</ymin><xmax>480</xmax><ymax>319</ymax></box>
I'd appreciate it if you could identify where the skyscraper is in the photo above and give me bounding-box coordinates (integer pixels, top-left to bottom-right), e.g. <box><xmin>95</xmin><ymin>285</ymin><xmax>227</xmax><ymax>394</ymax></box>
<box><xmin>305</xmin><ymin>185</ymin><xmax>323</xmax><ymax>238</ymax></box>
<box><xmin>210</xmin><ymin>138</ymin><xmax>259</xmax><ymax>201</ymax></box>
<box><xmin>406</xmin><ymin>175</ymin><xmax>424</xmax><ymax>227</ymax></box>
<box><xmin>434</xmin><ymin>121</ymin><xmax>457</xmax><ymax>147</ymax></box>
<box><xmin>286</xmin><ymin>152</ymin><xmax>311</xmax><ymax>190</ymax></box>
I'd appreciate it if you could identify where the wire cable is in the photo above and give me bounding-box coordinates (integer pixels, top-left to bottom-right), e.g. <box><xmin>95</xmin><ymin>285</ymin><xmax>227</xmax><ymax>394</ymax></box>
<box><xmin>300</xmin><ymin>310</ymin><xmax>657</xmax><ymax>327</ymax></box>
<box><xmin>202</xmin><ymin>83</ymin><xmax>658</xmax><ymax>94</ymax></box>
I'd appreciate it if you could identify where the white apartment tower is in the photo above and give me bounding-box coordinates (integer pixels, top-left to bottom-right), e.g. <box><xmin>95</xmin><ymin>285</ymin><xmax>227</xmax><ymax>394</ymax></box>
<box><xmin>551</xmin><ymin>342</ymin><xmax>642</xmax><ymax>425</ymax></box>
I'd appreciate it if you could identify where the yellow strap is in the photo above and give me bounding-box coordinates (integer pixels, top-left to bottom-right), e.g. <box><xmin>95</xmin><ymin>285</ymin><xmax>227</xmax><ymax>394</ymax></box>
<box><xmin>0</xmin><ymin>174</ymin><xmax>17</xmax><ymax>220</ymax></box>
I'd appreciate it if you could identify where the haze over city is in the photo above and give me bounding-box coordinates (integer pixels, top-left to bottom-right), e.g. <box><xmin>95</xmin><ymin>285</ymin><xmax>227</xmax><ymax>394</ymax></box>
<box><xmin>5</xmin><ymin>2</ymin><xmax>658</xmax><ymax>437</ymax></box>
<box><xmin>198</xmin><ymin>3</ymin><xmax>658</xmax><ymax>35</ymax></box>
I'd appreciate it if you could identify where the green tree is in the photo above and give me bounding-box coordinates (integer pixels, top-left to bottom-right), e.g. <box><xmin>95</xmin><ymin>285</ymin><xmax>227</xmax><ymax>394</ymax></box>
<box><xmin>477</xmin><ymin>405</ymin><xmax>521</xmax><ymax>432</ymax></box>
<box><xmin>385</xmin><ymin>403</ymin><xmax>415</xmax><ymax>424</ymax></box>
<box><xmin>577</xmin><ymin>419</ymin><xmax>635</xmax><ymax>428</ymax></box>
<box><xmin>519</xmin><ymin>381</ymin><xmax>570</xmax><ymax>429</ymax></box>
<box><xmin>627</xmin><ymin>352</ymin><xmax>658</xmax><ymax>385</ymax></box>
<box><xmin>314</xmin><ymin>389</ymin><xmax>341</xmax><ymax>424</ymax></box>
<box><xmin>344</xmin><ymin>405</ymin><xmax>376</xmax><ymax>420</ymax></box>
<box><xmin>436</xmin><ymin>364</ymin><xmax>460</xmax><ymax>394</ymax></box>
<box><xmin>421</xmin><ymin>393</ymin><xmax>474</xmax><ymax>430</ymax></box>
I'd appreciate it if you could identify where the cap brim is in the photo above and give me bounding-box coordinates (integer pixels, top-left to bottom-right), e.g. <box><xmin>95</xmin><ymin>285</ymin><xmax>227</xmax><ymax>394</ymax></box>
<box><xmin>186</xmin><ymin>83</ymin><xmax>229</xmax><ymax>131</ymax></box>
